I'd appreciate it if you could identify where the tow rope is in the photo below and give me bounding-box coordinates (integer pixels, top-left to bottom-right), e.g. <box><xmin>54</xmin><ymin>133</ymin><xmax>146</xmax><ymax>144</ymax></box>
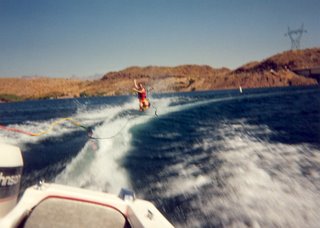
<box><xmin>89</xmin><ymin>117</ymin><xmax>134</xmax><ymax>140</ymax></box>
<box><xmin>0</xmin><ymin>95</ymin><xmax>159</xmax><ymax>139</ymax></box>
<box><xmin>0</xmin><ymin>118</ymin><xmax>91</xmax><ymax>137</ymax></box>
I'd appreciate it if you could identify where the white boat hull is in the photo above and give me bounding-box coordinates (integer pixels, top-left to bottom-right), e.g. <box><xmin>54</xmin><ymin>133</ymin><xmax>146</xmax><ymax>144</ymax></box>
<box><xmin>0</xmin><ymin>183</ymin><xmax>174</xmax><ymax>228</ymax></box>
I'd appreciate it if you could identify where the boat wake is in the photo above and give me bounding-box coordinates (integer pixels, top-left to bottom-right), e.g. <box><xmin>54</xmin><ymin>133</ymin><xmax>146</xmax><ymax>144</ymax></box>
<box><xmin>55</xmin><ymin>97</ymin><xmax>173</xmax><ymax>193</ymax></box>
<box><xmin>1</xmin><ymin>87</ymin><xmax>319</xmax><ymax>227</ymax></box>
<box><xmin>154</xmin><ymin>120</ymin><xmax>320</xmax><ymax>227</ymax></box>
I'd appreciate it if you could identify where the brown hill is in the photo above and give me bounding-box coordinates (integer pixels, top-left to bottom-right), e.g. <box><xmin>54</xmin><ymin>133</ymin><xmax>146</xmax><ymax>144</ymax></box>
<box><xmin>235</xmin><ymin>48</ymin><xmax>320</xmax><ymax>73</ymax></box>
<box><xmin>98</xmin><ymin>48</ymin><xmax>319</xmax><ymax>92</ymax></box>
<box><xmin>0</xmin><ymin>77</ymin><xmax>87</xmax><ymax>100</ymax></box>
<box><xmin>226</xmin><ymin>48</ymin><xmax>320</xmax><ymax>88</ymax></box>
<box><xmin>98</xmin><ymin>65</ymin><xmax>230</xmax><ymax>93</ymax></box>
<box><xmin>0</xmin><ymin>48</ymin><xmax>319</xmax><ymax>101</ymax></box>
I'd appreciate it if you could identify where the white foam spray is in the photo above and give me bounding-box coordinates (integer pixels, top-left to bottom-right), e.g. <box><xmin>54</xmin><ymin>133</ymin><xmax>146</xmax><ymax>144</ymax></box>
<box><xmin>54</xmin><ymin>97</ymin><xmax>174</xmax><ymax>194</ymax></box>
<box><xmin>164</xmin><ymin>120</ymin><xmax>320</xmax><ymax>227</ymax></box>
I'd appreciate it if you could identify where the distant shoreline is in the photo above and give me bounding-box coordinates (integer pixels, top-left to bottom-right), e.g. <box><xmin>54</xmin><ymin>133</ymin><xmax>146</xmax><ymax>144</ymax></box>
<box><xmin>1</xmin><ymin>84</ymin><xmax>319</xmax><ymax>104</ymax></box>
<box><xmin>0</xmin><ymin>48</ymin><xmax>319</xmax><ymax>102</ymax></box>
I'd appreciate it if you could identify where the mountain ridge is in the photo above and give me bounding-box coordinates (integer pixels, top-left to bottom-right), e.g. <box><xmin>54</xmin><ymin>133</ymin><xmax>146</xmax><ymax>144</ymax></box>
<box><xmin>0</xmin><ymin>48</ymin><xmax>319</xmax><ymax>102</ymax></box>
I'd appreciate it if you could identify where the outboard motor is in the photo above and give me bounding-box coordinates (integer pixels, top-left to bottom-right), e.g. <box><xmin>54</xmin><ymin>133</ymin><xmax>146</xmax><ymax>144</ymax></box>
<box><xmin>0</xmin><ymin>144</ymin><xmax>23</xmax><ymax>218</ymax></box>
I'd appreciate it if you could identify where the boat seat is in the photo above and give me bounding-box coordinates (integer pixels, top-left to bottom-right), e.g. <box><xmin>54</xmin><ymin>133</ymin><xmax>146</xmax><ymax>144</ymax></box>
<box><xmin>21</xmin><ymin>197</ymin><xmax>130</xmax><ymax>228</ymax></box>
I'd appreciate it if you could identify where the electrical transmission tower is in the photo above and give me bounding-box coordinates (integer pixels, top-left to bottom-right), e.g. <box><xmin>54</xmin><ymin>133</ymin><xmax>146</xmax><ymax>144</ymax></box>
<box><xmin>285</xmin><ymin>24</ymin><xmax>307</xmax><ymax>50</ymax></box>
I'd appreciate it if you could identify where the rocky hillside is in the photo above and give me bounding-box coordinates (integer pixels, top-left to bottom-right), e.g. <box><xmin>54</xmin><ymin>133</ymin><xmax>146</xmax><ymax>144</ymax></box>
<box><xmin>0</xmin><ymin>77</ymin><xmax>87</xmax><ymax>101</ymax></box>
<box><xmin>98</xmin><ymin>65</ymin><xmax>230</xmax><ymax>93</ymax></box>
<box><xmin>225</xmin><ymin>48</ymin><xmax>320</xmax><ymax>88</ymax></box>
<box><xmin>95</xmin><ymin>48</ymin><xmax>319</xmax><ymax>92</ymax></box>
<box><xmin>0</xmin><ymin>48</ymin><xmax>319</xmax><ymax>101</ymax></box>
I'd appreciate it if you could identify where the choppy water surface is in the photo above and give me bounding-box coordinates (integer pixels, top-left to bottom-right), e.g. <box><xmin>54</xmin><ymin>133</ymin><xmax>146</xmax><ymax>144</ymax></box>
<box><xmin>1</xmin><ymin>86</ymin><xmax>320</xmax><ymax>227</ymax></box>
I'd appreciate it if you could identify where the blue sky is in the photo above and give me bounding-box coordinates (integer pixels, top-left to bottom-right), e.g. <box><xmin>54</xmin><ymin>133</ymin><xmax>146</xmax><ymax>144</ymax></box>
<box><xmin>0</xmin><ymin>0</ymin><xmax>319</xmax><ymax>77</ymax></box>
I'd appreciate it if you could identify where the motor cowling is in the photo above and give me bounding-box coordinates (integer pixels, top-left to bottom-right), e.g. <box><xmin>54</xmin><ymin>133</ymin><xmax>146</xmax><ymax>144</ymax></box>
<box><xmin>0</xmin><ymin>144</ymin><xmax>23</xmax><ymax>218</ymax></box>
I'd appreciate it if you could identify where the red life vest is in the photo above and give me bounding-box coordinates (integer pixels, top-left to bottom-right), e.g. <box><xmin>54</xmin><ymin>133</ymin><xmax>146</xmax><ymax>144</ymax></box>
<box><xmin>138</xmin><ymin>89</ymin><xmax>147</xmax><ymax>100</ymax></box>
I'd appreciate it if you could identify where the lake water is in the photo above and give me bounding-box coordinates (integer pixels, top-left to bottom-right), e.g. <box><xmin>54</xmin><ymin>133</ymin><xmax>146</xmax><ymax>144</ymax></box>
<box><xmin>1</xmin><ymin>86</ymin><xmax>320</xmax><ymax>227</ymax></box>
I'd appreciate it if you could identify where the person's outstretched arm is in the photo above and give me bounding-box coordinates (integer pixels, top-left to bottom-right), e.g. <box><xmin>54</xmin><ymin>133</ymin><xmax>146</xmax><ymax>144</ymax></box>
<box><xmin>134</xmin><ymin>79</ymin><xmax>139</xmax><ymax>89</ymax></box>
<box><xmin>132</xmin><ymin>88</ymin><xmax>140</xmax><ymax>93</ymax></box>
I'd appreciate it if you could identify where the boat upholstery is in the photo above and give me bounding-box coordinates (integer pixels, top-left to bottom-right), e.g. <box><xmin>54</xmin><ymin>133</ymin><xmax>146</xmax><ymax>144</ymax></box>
<box><xmin>22</xmin><ymin>197</ymin><xmax>129</xmax><ymax>228</ymax></box>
